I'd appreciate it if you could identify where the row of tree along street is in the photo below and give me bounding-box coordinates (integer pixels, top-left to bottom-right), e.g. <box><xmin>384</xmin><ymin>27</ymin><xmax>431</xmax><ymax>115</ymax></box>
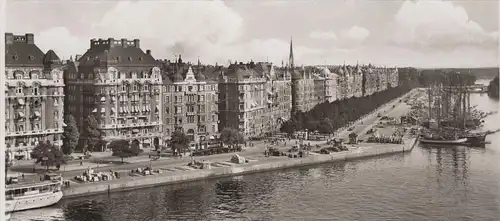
<box><xmin>280</xmin><ymin>68</ymin><xmax>477</xmax><ymax>135</ymax></box>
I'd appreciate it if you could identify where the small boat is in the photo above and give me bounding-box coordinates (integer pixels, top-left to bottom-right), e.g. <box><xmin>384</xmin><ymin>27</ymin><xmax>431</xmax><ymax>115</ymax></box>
<box><xmin>419</xmin><ymin>137</ymin><xmax>468</xmax><ymax>145</ymax></box>
<box><xmin>5</xmin><ymin>173</ymin><xmax>64</xmax><ymax>212</ymax></box>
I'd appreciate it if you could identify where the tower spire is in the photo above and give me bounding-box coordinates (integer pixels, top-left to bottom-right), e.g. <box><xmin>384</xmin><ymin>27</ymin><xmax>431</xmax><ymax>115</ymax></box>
<box><xmin>289</xmin><ymin>36</ymin><xmax>294</xmax><ymax>69</ymax></box>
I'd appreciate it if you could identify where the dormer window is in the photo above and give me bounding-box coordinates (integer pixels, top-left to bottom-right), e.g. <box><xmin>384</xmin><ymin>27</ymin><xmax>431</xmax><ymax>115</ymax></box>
<box><xmin>139</xmin><ymin>57</ymin><xmax>143</xmax><ymax>61</ymax></box>
<box><xmin>116</xmin><ymin>57</ymin><xmax>121</xmax><ymax>61</ymax></box>
<box><xmin>28</xmin><ymin>55</ymin><xmax>34</xmax><ymax>60</ymax></box>
<box><xmin>13</xmin><ymin>55</ymin><xmax>18</xmax><ymax>60</ymax></box>
<box><xmin>128</xmin><ymin>57</ymin><xmax>132</xmax><ymax>61</ymax></box>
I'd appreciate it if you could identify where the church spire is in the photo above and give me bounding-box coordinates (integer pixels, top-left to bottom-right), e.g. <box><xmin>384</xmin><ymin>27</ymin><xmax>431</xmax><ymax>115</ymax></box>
<box><xmin>289</xmin><ymin>36</ymin><xmax>294</xmax><ymax>69</ymax></box>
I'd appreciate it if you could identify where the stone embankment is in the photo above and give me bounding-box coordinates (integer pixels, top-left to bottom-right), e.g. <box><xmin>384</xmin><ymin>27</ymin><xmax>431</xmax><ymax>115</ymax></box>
<box><xmin>63</xmin><ymin>137</ymin><xmax>418</xmax><ymax>199</ymax></box>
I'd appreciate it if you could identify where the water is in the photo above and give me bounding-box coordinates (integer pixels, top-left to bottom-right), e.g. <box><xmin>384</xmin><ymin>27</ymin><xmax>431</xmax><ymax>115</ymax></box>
<box><xmin>11</xmin><ymin>87</ymin><xmax>500</xmax><ymax>221</ymax></box>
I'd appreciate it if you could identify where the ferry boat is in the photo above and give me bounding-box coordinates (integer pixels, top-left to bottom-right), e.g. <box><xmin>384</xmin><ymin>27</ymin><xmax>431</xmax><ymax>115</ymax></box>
<box><xmin>5</xmin><ymin>173</ymin><xmax>64</xmax><ymax>212</ymax></box>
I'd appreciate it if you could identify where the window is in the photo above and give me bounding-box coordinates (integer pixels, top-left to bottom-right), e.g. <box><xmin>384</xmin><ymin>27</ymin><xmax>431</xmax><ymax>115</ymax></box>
<box><xmin>199</xmin><ymin>95</ymin><xmax>205</xmax><ymax>102</ymax></box>
<box><xmin>165</xmin><ymin>107</ymin><xmax>170</xmax><ymax>114</ymax></box>
<box><xmin>144</xmin><ymin>85</ymin><xmax>149</xmax><ymax>91</ymax></box>
<box><xmin>133</xmin><ymin>85</ymin><xmax>138</xmax><ymax>91</ymax></box>
<box><xmin>165</xmin><ymin>96</ymin><xmax>169</xmax><ymax>103</ymax></box>
<box><xmin>212</xmin><ymin>115</ymin><xmax>215</xmax><ymax>122</ymax></box>
<box><xmin>54</xmin><ymin>111</ymin><xmax>58</xmax><ymax>119</ymax></box>
<box><xmin>54</xmin><ymin>99</ymin><xmax>58</xmax><ymax>106</ymax></box>
<box><xmin>187</xmin><ymin>116</ymin><xmax>195</xmax><ymax>123</ymax></box>
<box><xmin>16</xmin><ymin>87</ymin><xmax>23</xmax><ymax>94</ymax></box>
<box><xmin>199</xmin><ymin>85</ymin><xmax>204</xmax><ymax>91</ymax></box>
<box><xmin>175</xmin><ymin>106</ymin><xmax>182</xmax><ymax>114</ymax></box>
<box><xmin>198</xmin><ymin>105</ymin><xmax>205</xmax><ymax>112</ymax></box>
<box><xmin>121</xmin><ymin>85</ymin><xmax>126</xmax><ymax>92</ymax></box>
<box><xmin>188</xmin><ymin>86</ymin><xmax>193</xmax><ymax>91</ymax></box>
<box><xmin>212</xmin><ymin>125</ymin><xmax>216</xmax><ymax>132</ymax></box>
<box><xmin>187</xmin><ymin>105</ymin><xmax>195</xmax><ymax>112</ymax></box>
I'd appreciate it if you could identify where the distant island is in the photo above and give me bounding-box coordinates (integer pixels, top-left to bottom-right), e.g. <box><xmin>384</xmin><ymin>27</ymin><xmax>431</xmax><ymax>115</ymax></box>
<box><xmin>488</xmin><ymin>76</ymin><xmax>499</xmax><ymax>99</ymax></box>
<box><xmin>418</xmin><ymin>67</ymin><xmax>499</xmax><ymax>80</ymax></box>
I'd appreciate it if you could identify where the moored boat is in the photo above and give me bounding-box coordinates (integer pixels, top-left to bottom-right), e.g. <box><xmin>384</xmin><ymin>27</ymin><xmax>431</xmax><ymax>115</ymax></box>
<box><xmin>419</xmin><ymin>137</ymin><xmax>468</xmax><ymax>145</ymax></box>
<box><xmin>5</xmin><ymin>174</ymin><xmax>64</xmax><ymax>212</ymax></box>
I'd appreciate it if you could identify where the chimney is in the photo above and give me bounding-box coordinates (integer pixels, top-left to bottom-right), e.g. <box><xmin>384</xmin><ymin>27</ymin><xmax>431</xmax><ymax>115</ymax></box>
<box><xmin>121</xmin><ymin>38</ymin><xmax>127</xmax><ymax>48</ymax></box>
<box><xmin>5</xmin><ymin>33</ymin><xmax>14</xmax><ymax>44</ymax></box>
<box><xmin>25</xmin><ymin>33</ymin><xmax>34</xmax><ymax>44</ymax></box>
<box><xmin>90</xmin><ymin>38</ymin><xmax>97</xmax><ymax>48</ymax></box>
<box><xmin>134</xmin><ymin>39</ymin><xmax>140</xmax><ymax>48</ymax></box>
<box><xmin>75</xmin><ymin>54</ymin><xmax>82</xmax><ymax>61</ymax></box>
<box><xmin>146</xmin><ymin>50</ymin><xmax>151</xmax><ymax>55</ymax></box>
<box><xmin>108</xmin><ymin>38</ymin><xmax>115</xmax><ymax>48</ymax></box>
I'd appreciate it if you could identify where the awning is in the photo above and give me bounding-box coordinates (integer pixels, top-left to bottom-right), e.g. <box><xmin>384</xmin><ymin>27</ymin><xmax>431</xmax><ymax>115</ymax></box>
<box><xmin>146</xmin><ymin>106</ymin><xmax>150</xmax><ymax>111</ymax></box>
<box><xmin>111</xmin><ymin>107</ymin><xmax>116</xmax><ymax>113</ymax></box>
<box><xmin>132</xmin><ymin>129</ymin><xmax>140</xmax><ymax>133</ymax></box>
<box><xmin>92</xmin><ymin>108</ymin><xmax>97</xmax><ymax>113</ymax></box>
<box><xmin>111</xmin><ymin>96</ymin><xmax>116</xmax><ymax>102</ymax></box>
<box><xmin>155</xmin><ymin>105</ymin><xmax>159</xmax><ymax>112</ymax></box>
<box><xmin>267</xmin><ymin>91</ymin><xmax>273</xmax><ymax>95</ymax></box>
<box><xmin>209</xmin><ymin>136</ymin><xmax>215</xmax><ymax>139</ymax></box>
<box><xmin>62</xmin><ymin>122</ymin><xmax>67</xmax><ymax>127</ymax></box>
<box><xmin>100</xmin><ymin>97</ymin><xmax>106</xmax><ymax>102</ymax></box>
<box><xmin>267</xmin><ymin>100</ymin><xmax>273</xmax><ymax>104</ymax></box>
<box><xmin>119</xmin><ymin>107</ymin><xmax>123</xmax><ymax>113</ymax></box>
<box><xmin>143</xmin><ymin>139</ymin><xmax>151</xmax><ymax>144</ymax></box>
<box><xmin>124</xmin><ymin>107</ymin><xmax>128</xmax><ymax>112</ymax></box>
<box><xmin>18</xmin><ymin>98</ymin><xmax>25</xmax><ymax>105</ymax></box>
<box><xmin>134</xmin><ymin>106</ymin><xmax>138</xmax><ymax>112</ymax></box>
<box><xmin>100</xmin><ymin>108</ymin><xmax>105</xmax><ymax>113</ymax></box>
<box><xmin>142</xmin><ymin>106</ymin><xmax>146</xmax><ymax>112</ymax></box>
<box><xmin>18</xmin><ymin>112</ymin><xmax>25</xmax><ymax>118</ymax></box>
<box><xmin>33</xmin><ymin>111</ymin><xmax>40</xmax><ymax>117</ymax></box>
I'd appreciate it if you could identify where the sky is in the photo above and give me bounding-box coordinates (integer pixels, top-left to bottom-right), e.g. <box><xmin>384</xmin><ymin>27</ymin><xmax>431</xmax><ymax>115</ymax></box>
<box><xmin>5</xmin><ymin>0</ymin><xmax>499</xmax><ymax>68</ymax></box>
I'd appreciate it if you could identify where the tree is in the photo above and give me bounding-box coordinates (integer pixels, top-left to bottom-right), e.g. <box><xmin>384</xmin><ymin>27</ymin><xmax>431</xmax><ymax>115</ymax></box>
<box><xmin>80</xmin><ymin>115</ymin><xmax>102</xmax><ymax>152</ymax></box>
<box><xmin>62</xmin><ymin>114</ymin><xmax>80</xmax><ymax>155</ymax></box>
<box><xmin>109</xmin><ymin>139</ymin><xmax>141</xmax><ymax>163</ymax></box>
<box><xmin>348</xmin><ymin>132</ymin><xmax>358</xmax><ymax>144</ymax></box>
<box><xmin>488</xmin><ymin>76</ymin><xmax>499</xmax><ymax>99</ymax></box>
<box><xmin>169</xmin><ymin>130</ymin><xmax>190</xmax><ymax>155</ymax></box>
<box><xmin>317</xmin><ymin>118</ymin><xmax>333</xmax><ymax>134</ymax></box>
<box><xmin>280</xmin><ymin>121</ymin><xmax>295</xmax><ymax>136</ymax></box>
<box><xmin>31</xmin><ymin>141</ymin><xmax>66</xmax><ymax>171</ymax></box>
<box><xmin>220</xmin><ymin>127</ymin><xmax>244</xmax><ymax>148</ymax></box>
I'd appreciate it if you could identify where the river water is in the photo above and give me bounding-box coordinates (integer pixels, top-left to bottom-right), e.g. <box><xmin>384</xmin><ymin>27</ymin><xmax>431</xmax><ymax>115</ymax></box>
<box><xmin>11</xmin><ymin>83</ymin><xmax>500</xmax><ymax>221</ymax></box>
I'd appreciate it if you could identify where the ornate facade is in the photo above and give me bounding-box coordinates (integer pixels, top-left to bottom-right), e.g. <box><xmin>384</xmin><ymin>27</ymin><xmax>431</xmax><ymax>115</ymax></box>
<box><xmin>218</xmin><ymin>62</ymin><xmax>292</xmax><ymax>138</ymax></box>
<box><xmin>159</xmin><ymin>58</ymin><xmax>219</xmax><ymax>148</ymax></box>
<box><xmin>5</xmin><ymin>33</ymin><xmax>65</xmax><ymax>160</ymax></box>
<box><xmin>64</xmin><ymin>38</ymin><xmax>162</xmax><ymax>150</ymax></box>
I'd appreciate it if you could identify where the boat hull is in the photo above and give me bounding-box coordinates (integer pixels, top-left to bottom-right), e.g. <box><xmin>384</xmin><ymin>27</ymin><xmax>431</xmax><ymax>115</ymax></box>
<box><xmin>419</xmin><ymin>138</ymin><xmax>468</xmax><ymax>145</ymax></box>
<box><xmin>5</xmin><ymin>191</ymin><xmax>63</xmax><ymax>212</ymax></box>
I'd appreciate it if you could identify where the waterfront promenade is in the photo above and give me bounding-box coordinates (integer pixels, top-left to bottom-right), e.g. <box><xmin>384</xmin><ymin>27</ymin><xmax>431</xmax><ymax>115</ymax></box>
<box><xmin>11</xmin><ymin>88</ymin><xmax>420</xmax><ymax>199</ymax></box>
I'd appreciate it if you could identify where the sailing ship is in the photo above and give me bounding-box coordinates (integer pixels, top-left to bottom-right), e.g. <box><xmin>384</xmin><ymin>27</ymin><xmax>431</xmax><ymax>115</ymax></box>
<box><xmin>420</xmin><ymin>74</ymin><xmax>487</xmax><ymax>146</ymax></box>
<box><xmin>5</xmin><ymin>173</ymin><xmax>64</xmax><ymax>212</ymax></box>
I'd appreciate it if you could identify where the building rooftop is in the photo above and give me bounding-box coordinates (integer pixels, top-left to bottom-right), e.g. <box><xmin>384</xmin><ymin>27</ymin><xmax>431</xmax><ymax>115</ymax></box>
<box><xmin>77</xmin><ymin>38</ymin><xmax>157</xmax><ymax>67</ymax></box>
<box><xmin>5</xmin><ymin>33</ymin><xmax>47</xmax><ymax>67</ymax></box>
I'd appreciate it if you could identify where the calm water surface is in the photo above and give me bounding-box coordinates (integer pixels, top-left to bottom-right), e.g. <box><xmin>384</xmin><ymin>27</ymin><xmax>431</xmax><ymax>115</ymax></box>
<box><xmin>11</xmin><ymin>87</ymin><xmax>500</xmax><ymax>221</ymax></box>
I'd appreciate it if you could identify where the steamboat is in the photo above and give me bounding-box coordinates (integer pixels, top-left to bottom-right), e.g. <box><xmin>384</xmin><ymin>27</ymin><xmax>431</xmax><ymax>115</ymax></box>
<box><xmin>5</xmin><ymin>173</ymin><xmax>64</xmax><ymax>213</ymax></box>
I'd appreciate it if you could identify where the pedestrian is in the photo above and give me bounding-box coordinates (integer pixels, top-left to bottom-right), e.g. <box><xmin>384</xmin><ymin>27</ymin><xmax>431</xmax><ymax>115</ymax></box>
<box><xmin>80</xmin><ymin>161</ymin><xmax>83</xmax><ymax>166</ymax></box>
<box><xmin>22</xmin><ymin>173</ymin><xmax>24</xmax><ymax>180</ymax></box>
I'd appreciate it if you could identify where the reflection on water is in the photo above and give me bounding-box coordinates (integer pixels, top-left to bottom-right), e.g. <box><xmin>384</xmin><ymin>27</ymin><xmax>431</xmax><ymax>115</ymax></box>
<box><xmin>11</xmin><ymin>93</ymin><xmax>500</xmax><ymax>220</ymax></box>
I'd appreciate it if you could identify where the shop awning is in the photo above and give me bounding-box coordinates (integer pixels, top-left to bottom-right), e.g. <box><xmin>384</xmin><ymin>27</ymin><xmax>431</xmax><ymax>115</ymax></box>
<box><xmin>18</xmin><ymin>98</ymin><xmax>25</xmax><ymax>105</ymax></box>
<box><xmin>119</xmin><ymin>107</ymin><xmax>123</xmax><ymax>113</ymax></box>
<box><xmin>100</xmin><ymin>108</ymin><xmax>106</xmax><ymax>113</ymax></box>
<box><xmin>146</xmin><ymin>106</ymin><xmax>150</xmax><ymax>111</ymax></box>
<box><xmin>100</xmin><ymin>97</ymin><xmax>106</xmax><ymax>102</ymax></box>
<box><xmin>155</xmin><ymin>105</ymin><xmax>159</xmax><ymax>112</ymax></box>
<box><xmin>111</xmin><ymin>107</ymin><xmax>116</xmax><ymax>113</ymax></box>
<box><xmin>62</xmin><ymin>122</ymin><xmax>67</xmax><ymax>127</ymax></box>
<box><xmin>18</xmin><ymin>112</ymin><xmax>25</xmax><ymax>118</ymax></box>
<box><xmin>132</xmin><ymin>129</ymin><xmax>140</xmax><ymax>133</ymax></box>
<box><xmin>143</xmin><ymin>139</ymin><xmax>151</xmax><ymax>144</ymax></box>
<box><xmin>111</xmin><ymin>96</ymin><xmax>116</xmax><ymax>102</ymax></box>
<box><xmin>92</xmin><ymin>108</ymin><xmax>97</xmax><ymax>113</ymax></box>
<box><xmin>142</xmin><ymin>106</ymin><xmax>146</xmax><ymax>112</ymax></box>
<box><xmin>33</xmin><ymin>111</ymin><xmax>40</xmax><ymax>117</ymax></box>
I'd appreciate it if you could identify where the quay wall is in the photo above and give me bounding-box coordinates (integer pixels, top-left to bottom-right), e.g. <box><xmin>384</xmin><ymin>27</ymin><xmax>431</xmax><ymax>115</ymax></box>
<box><xmin>63</xmin><ymin>138</ymin><xmax>418</xmax><ymax>199</ymax></box>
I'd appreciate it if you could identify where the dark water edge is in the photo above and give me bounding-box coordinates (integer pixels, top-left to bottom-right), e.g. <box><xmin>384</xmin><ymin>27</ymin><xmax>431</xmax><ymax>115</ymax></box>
<box><xmin>11</xmin><ymin>91</ymin><xmax>500</xmax><ymax>221</ymax></box>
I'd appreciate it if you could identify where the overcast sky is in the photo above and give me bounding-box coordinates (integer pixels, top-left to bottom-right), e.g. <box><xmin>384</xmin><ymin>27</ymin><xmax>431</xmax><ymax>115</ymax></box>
<box><xmin>5</xmin><ymin>0</ymin><xmax>499</xmax><ymax>68</ymax></box>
